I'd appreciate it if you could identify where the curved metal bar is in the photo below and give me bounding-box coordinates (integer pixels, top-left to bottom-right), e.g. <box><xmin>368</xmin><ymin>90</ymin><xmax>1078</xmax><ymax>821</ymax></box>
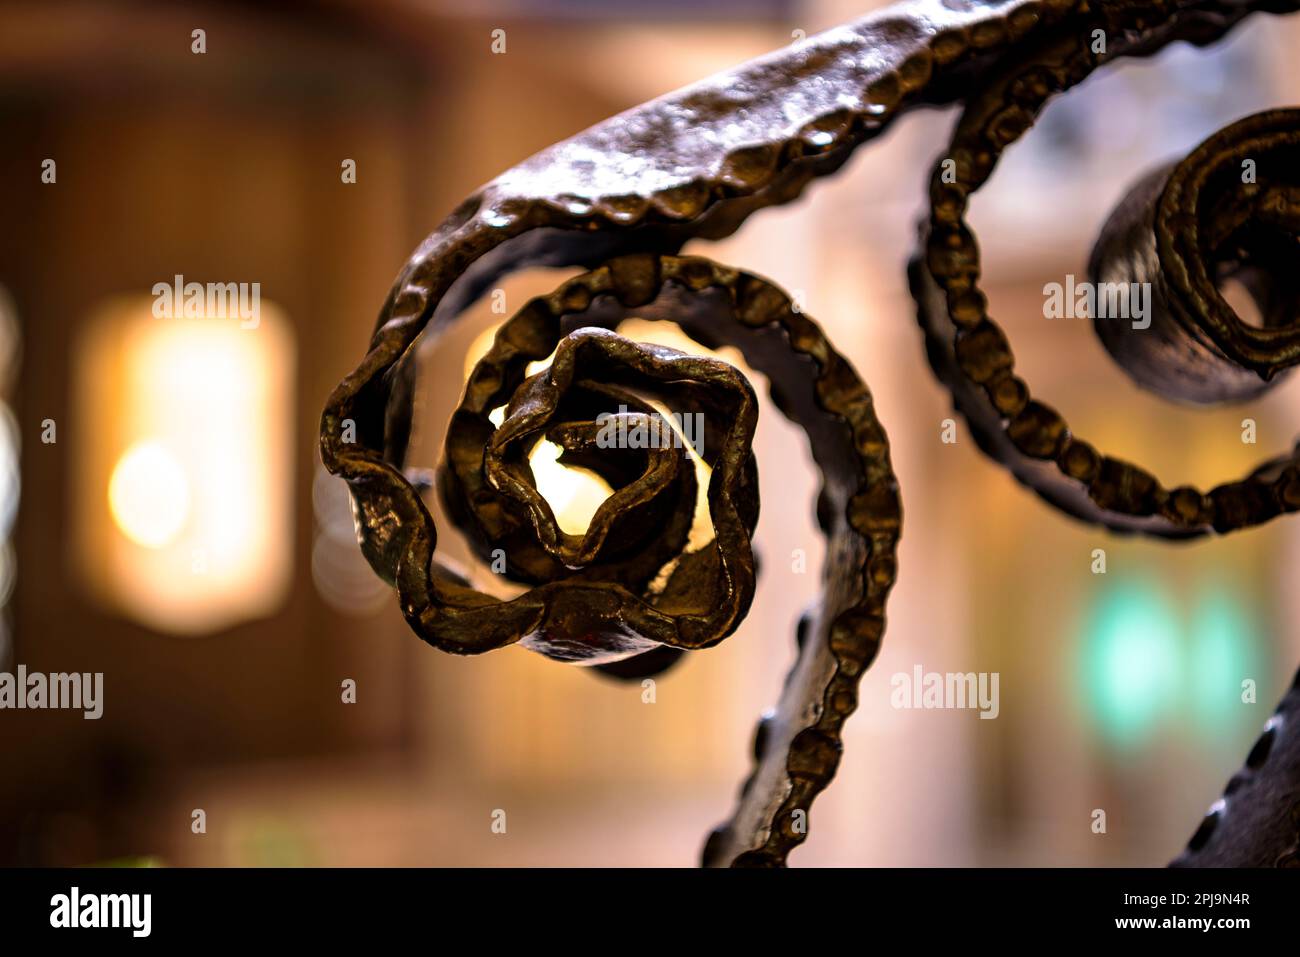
<box><xmin>1173</xmin><ymin>668</ymin><xmax>1300</xmax><ymax>866</ymax></box>
<box><xmin>911</xmin><ymin>16</ymin><xmax>1300</xmax><ymax>538</ymax></box>
<box><xmin>323</xmin><ymin>0</ymin><xmax>1300</xmax><ymax>866</ymax></box>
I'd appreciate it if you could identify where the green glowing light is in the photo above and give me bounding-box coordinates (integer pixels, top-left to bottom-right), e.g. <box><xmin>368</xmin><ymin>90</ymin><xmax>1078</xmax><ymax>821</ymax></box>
<box><xmin>1080</xmin><ymin>580</ymin><xmax>1180</xmax><ymax>748</ymax></box>
<box><xmin>1189</xmin><ymin>587</ymin><xmax>1257</xmax><ymax>730</ymax></box>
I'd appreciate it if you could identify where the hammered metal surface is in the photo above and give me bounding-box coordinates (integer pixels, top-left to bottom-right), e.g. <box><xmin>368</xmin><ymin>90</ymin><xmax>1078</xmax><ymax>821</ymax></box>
<box><xmin>910</xmin><ymin>13</ymin><xmax>1300</xmax><ymax>539</ymax></box>
<box><xmin>322</xmin><ymin>0</ymin><xmax>1300</xmax><ymax>866</ymax></box>
<box><xmin>1173</xmin><ymin>668</ymin><xmax>1300</xmax><ymax>867</ymax></box>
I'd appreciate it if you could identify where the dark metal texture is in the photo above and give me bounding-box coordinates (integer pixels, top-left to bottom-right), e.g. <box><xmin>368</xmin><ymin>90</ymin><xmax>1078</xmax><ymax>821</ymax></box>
<box><xmin>1089</xmin><ymin>112</ymin><xmax>1300</xmax><ymax>405</ymax></box>
<box><xmin>1172</xmin><ymin>668</ymin><xmax>1300</xmax><ymax>867</ymax></box>
<box><xmin>322</xmin><ymin>0</ymin><xmax>1300</xmax><ymax>866</ymax></box>
<box><xmin>912</xmin><ymin>60</ymin><xmax>1300</xmax><ymax>537</ymax></box>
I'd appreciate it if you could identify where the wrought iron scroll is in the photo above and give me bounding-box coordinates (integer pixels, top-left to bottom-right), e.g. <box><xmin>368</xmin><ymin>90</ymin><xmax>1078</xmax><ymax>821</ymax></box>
<box><xmin>322</xmin><ymin>0</ymin><xmax>1300</xmax><ymax>866</ymax></box>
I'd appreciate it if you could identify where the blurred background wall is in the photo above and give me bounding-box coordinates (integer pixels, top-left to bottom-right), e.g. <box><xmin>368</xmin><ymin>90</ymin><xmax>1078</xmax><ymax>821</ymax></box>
<box><xmin>1</xmin><ymin>0</ymin><xmax>1298</xmax><ymax>866</ymax></box>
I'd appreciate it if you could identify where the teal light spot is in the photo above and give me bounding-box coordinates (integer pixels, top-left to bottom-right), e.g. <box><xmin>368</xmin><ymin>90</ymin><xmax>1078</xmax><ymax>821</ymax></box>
<box><xmin>1080</xmin><ymin>580</ymin><xmax>1180</xmax><ymax>748</ymax></box>
<box><xmin>1189</xmin><ymin>587</ymin><xmax>1257</xmax><ymax>733</ymax></box>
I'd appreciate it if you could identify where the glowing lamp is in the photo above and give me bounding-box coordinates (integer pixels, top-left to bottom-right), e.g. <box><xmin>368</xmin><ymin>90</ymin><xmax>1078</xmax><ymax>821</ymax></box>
<box><xmin>74</xmin><ymin>296</ymin><xmax>294</xmax><ymax>634</ymax></box>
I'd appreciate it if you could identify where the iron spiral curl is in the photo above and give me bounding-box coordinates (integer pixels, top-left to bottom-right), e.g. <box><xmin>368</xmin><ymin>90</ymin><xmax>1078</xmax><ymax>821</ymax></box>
<box><xmin>323</xmin><ymin>0</ymin><xmax>1300</xmax><ymax>865</ymax></box>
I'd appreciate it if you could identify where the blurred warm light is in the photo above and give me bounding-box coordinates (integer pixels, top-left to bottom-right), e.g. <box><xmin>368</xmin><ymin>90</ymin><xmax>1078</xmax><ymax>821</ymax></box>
<box><xmin>467</xmin><ymin>323</ymin><xmax>611</xmax><ymax>536</ymax></box>
<box><xmin>108</xmin><ymin>440</ymin><xmax>191</xmax><ymax>548</ymax></box>
<box><xmin>483</xmin><ymin>404</ymin><xmax>611</xmax><ymax>536</ymax></box>
<box><xmin>462</xmin><ymin>318</ymin><xmax>743</xmax><ymax>543</ymax></box>
<box><xmin>311</xmin><ymin>464</ymin><xmax>390</xmax><ymax>616</ymax></box>
<box><xmin>0</xmin><ymin>404</ymin><xmax>18</xmax><ymax>554</ymax></box>
<box><xmin>74</xmin><ymin>297</ymin><xmax>295</xmax><ymax>634</ymax></box>
<box><xmin>0</xmin><ymin>287</ymin><xmax>18</xmax><ymax>667</ymax></box>
<box><xmin>599</xmin><ymin>320</ymin><xmax>738</xmax><ymax>552</ymax></box>
<box><xmin>524</xmin><ymin>435</ymin><xmax>609</xmax><ymax>534</ymax></box>
<box><xmin>463</xmin><ymin>323</ymin><xmax>501</xmax><ymax>382</ymax></box>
